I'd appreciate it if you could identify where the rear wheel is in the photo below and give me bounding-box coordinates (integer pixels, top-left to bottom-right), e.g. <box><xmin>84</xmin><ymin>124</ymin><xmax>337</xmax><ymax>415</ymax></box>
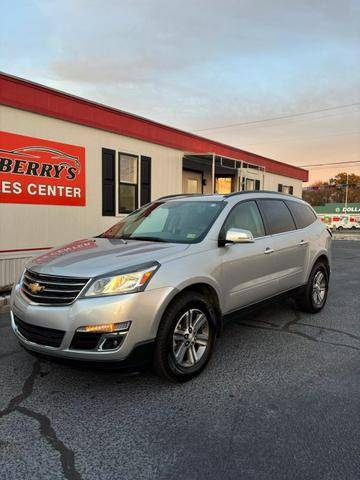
<box><xmin>153</xmin><ymin>292</ymin><xmax>216</xmax><ymax>382</ymax></box>
<box><xmin>296</xmin><ymin>262</ymin><xmax>329</xmax><ymax>313</ymax></box>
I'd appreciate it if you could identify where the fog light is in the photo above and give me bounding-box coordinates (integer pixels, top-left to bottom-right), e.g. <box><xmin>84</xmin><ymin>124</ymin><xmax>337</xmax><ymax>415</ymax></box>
<box><xmin>101</xmin><ymin>337</ymin><xmax>123</xmax><ymax>350</ymax></box>
<box><xmin>76</xmin><ymin>321</ymin><xmax>131</xmax><ymax>333</ymax></box>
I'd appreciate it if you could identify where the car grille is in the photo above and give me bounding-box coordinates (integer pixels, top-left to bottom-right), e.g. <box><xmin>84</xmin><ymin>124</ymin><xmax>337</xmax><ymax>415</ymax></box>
<box><xmin>14</xmin><ymin>315</ymin><xmax>65</xmax><ymax>348</ymax></box>
<box><xmin>21</xmin><ymin>269</ymin><xmax>89</xmax><ymax>306</ymax></box>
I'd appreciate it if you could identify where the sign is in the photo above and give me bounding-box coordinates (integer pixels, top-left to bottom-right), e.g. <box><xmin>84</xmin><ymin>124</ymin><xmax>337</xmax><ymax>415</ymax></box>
<box><xmin>314</xmin><ymin>203</ymin><xmax>360</xmax><ymax>215</ymax></box>
<box><xmin>335</xmin><ymin>206</ymin><xmax>360</xmax><ymax>213</ymax></box>
<box><xmin>0</xmin><ymin>131</ymin><xmax>85</xmax><ymax>206</ymax></box>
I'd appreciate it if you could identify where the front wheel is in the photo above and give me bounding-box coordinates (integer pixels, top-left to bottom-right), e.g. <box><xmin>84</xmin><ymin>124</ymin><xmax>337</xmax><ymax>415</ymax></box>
<box><xmin>296</xmin><ymin>262</ymin><xmax>329</xmax><ymax>313</ymax></box>
<box><xmin>153</xmin><ymin>292</ymin><xmax>217</xmax><ymax>382</ymax></box>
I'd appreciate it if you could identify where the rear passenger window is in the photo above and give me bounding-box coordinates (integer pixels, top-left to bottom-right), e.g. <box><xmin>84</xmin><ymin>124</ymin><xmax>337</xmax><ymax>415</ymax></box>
<box><xmin>222</xmin><ymin>201</ymin><xmax>265</xmax><ymax>238</ymax></box>
<box><xmin>286</xmin><ymin>201</ymin><xmax>317</xmax><ymax>229</ymax></box>
<box><xmin>259</xmin><ymin>200</ymin><xmax>296</xmax><ymax>234</ymax></box>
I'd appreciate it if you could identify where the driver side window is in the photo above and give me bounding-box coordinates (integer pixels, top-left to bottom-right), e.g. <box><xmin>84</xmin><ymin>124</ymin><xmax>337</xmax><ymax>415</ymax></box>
<box><xmin>223</xmin><ymin>201</ymin><xmax>265</xmax><ymax>238</ymax></box>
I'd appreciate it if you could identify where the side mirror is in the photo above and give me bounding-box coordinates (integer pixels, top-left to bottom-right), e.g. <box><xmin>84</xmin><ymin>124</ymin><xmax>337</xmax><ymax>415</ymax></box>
<box><xmin>225</xmin><ymin>228</ymin><xmax>254</xmax><ymax>244</ymax></box>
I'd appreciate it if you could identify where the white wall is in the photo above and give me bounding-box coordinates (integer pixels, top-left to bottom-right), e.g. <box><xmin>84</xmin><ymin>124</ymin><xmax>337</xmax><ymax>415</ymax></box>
<box><xmin>0</xmin><ymin>105</ymin><xmax>182</xmax><ymax>252</ymax></box>
<box><xmin>263</xmin><ymin>171</ymin><xmax>302</xmax><ymax>197</ymax></box>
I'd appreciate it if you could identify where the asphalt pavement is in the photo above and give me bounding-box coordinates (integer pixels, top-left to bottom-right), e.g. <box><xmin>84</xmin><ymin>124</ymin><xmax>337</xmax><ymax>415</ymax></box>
<box><xmin>0</xmin><ymin>241</ymin><xmax>359</xmax><ymax>480</ymax></box>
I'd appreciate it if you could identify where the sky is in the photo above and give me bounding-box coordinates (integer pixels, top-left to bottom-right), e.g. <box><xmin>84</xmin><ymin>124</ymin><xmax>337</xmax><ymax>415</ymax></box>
<box><xmin>1</xmin><ymin>0</ymin><xmax>360</xmax><ymax>184</ymax></box>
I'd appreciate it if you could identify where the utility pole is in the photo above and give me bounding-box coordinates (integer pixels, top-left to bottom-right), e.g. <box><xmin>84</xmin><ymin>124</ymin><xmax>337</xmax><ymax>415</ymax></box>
<box><xmin>345</xmin><ymin>172</ymin><xmax>349</xmax><ymax>209</ymax></box>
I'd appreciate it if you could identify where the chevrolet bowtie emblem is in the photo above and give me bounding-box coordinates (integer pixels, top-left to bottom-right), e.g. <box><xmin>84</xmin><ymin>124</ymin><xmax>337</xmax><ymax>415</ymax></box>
<box><xmin>28</xmin><ymin>282</ymin><xmax>45</xmax><ymax>294</ymax></box>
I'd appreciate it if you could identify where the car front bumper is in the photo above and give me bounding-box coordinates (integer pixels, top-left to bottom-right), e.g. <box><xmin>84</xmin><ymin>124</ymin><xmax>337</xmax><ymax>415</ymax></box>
<box><xmin>10</xmin><ymin>284</ymin><xmax>175</xmax><ymax>362</ymax></box>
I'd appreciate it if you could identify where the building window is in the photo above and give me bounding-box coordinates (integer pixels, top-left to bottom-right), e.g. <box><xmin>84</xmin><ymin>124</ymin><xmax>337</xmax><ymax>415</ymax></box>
<box><xmin>216</xmin><ymin>176</ymin><xmax>233</xmax><ymax>194</ymax></box>
<box><xmin>118</xmin><ymin>153</ymin><xmax>138</xmax><ymax>214</ymax></box>
<box><xmin>278</xmin><ymin>184</ymin><xmax>293</xmax><ymax>195</ymax></box>
<box><xmin>242</xmin><ymin>178</ymin><xmax>255</xmax><ymax>191</ymax></box>
<box><xmin>102</xmin><ymin>150</ymin><xmax>151</xmax><ymax>216</ymax></box>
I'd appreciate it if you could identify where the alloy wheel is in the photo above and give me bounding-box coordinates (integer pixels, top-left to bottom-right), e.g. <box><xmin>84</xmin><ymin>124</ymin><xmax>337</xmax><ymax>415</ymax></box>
<box><xmin>172</xmin><ymin>308</ymin><xmax>210</xmax><ymax>368</ymax></box>
<box><xmin>312</xmin><ymin>270</ymin><xmax>326</xmax><ymax>307</ymax></box>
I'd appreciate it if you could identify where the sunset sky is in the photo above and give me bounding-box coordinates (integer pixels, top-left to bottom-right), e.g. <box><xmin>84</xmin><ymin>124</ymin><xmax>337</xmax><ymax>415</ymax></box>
<box><xmin>2</xmin><ymin>0</ymin><xmax>360</xmax><ymax>184</ymax></box>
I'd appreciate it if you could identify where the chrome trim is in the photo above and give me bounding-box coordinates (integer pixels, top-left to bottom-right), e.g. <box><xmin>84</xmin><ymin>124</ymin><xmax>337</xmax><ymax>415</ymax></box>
<box><xmin>96</xmin><ymin>332</ymin><xmax>127</xmax><ymax>352</ymax></box>
<box><xmin>23</xmin><ymin>271</ymin><xmax>87</xmax><ymax>287</ymax></box>
<box><xmin>21</xmin><ymin>289</ymin><xmax>75</xmax><ymax>301</ymax></box>
<box><xmin>22</xmin><ymin>278</ymin><xmax>80</xmax><ymax>293</ymax></box>
<box><xmin>21</xmin><ymin>269</ymin><xmax>91</xmax><ymax>307</ymax></box>
<box><xmin>298</xmin><ymin>240</ymin><xmax>309</xmax><ymax>246</ymax></box>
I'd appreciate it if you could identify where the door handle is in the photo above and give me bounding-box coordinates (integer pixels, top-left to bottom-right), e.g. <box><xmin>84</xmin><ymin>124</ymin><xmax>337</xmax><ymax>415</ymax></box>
<box><xmin>298</xmin><ymin>240</ymin><xmax>309</xmax><ymax>246</ymax></box>
<box><xmin>264</xmin><ymin>248</ymin><xmax>274</xmax><ymax>254</ymax></box>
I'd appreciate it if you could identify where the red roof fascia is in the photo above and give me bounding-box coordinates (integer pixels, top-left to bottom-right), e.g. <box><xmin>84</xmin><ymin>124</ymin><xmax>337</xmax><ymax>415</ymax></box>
<box><xmin>0</xmin><ymin>72</ymin><xmax>308</xmax><ymax>181</ymax></box>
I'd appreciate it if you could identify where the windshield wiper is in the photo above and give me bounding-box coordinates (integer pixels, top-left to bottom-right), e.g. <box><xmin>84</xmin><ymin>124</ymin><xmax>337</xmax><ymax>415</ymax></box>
<box><xmin>99</xmin><ymin>235</ymin><xmax>169</xmax><ymax>243</ymax></box>
<box><xmin>129</xmin><ymin>236</ymin><xmax>169</xmax><ymax>243</ymax></box>
<box><xmin>97</xmin><ymin>235</ymin><xmax>127</xmax><ymax>243</ymax></box>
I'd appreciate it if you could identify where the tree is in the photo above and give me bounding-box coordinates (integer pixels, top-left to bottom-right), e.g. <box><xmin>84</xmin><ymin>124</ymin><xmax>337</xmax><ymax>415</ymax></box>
<box><xmin>303</xmin><ymin>172</ymin><xmax>360</xmax><ymax>206</ymax></box>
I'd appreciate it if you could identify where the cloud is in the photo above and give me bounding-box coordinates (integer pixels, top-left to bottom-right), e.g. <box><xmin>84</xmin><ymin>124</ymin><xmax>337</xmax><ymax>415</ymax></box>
<box><xmin>35</xmin><ymin>0</ymin><xmax>359</xmax><ymax>86</ymax></box>
<box><xmin>2</xmin><ymin>0</ymin><xmax>360</xmax><ymax>181</ymax></box>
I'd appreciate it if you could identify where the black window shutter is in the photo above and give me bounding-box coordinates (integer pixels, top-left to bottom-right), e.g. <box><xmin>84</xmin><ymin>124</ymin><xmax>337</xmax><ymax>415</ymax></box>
<box><xmin>289</xmin><ymin>186</ymin><xmax>294</xmax><ymax>195</ymax></box>
<box><xmin>278</xmin><ymin>184</ymin><xmax>283</xmax><ymax>192</ymax></box>
<box><xmin>140</xmin><ymin>156</ymin><xmax>151</xmax><ymax>206</ymax></box>
<box><xmin>255</xmin><ymin>179</ymin><xmax>261</xmax><ymax>190</ymax></box>
<box><xmin>102</xmin><ymin>148</ymin><xmax>116</xmax><ymax>216</ymax></box>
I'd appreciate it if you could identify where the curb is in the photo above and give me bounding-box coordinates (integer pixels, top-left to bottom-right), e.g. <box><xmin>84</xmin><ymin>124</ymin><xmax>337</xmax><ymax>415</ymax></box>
<box><xmin>333</xmin><ymin>235</ymin><xmax>360</xmax><ymax>241</ymax></box>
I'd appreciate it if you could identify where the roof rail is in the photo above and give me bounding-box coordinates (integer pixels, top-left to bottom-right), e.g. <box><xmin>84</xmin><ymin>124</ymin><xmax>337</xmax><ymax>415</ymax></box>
<box><xmin>224</xmin><ymin>190</ymin><xmax>299</xmax><ymax>199</ymax></box>
<box><xmin>157</xmin><ymin>190</ymin><xmax>300</xmax><ymax>201</ymax></box>
<box><xmin>156</xmin><ymin>193</ymin><xmax>202</xmax><ymax>201</ymax></box>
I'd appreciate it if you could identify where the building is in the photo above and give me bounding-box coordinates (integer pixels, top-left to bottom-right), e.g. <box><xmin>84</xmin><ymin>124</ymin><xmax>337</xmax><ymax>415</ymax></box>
<box><xmin>0</xmin><ymin>72</ymin><xmax>308</xmax><ymax>288</ymax></box>
<box><xmin>314</xmin><ymin>203</ymin><xmax>360</xmax><ymax>229</ymax></box>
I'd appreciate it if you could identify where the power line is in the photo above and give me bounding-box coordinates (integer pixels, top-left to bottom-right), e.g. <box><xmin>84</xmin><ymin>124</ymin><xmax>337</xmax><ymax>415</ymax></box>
<box><xmin>220</xmin><ymin>107</ymin><xmax>360</xmax><ymax>132</ymax></box>
<box><xmin>240</xmin><ymin>130</ymin><xmax>360</xmax><ymax>147</ymax></box>
<box><xmin>300</xmin><ymin>160</ymin><xmax>360</xmax><ymax>167</ymax></box>
<box><xmin>193</xmin><ymin>102</ymin><xmax>360</xmax><ymax>132</ymax></box>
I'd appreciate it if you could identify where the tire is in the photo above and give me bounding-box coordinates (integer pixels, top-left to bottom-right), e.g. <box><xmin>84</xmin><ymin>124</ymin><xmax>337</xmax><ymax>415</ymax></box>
<box><xmin>153</xmin><ymin>291</ymin><xmax>217</xmax><ymax>382</ymax></box>
<box><xmin>337</xmin><ymin>226</ymin><xmax>343</xmax><ymax>231</ymax></box>
<box><xmin>296</xmin><ymin>262</ymin><xmax>329</xmax><ymax>314</ymax></box>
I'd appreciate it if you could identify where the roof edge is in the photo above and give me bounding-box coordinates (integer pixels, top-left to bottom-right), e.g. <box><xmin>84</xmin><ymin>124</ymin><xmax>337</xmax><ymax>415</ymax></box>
<box><xmin>0</xmin><ymin>71</ymin><xmax>308</xmax><ymax>181</ymax></box>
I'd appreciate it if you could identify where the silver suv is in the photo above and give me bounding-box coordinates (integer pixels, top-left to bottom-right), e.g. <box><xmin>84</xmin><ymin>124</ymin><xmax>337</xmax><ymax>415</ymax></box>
<box><xmin>11</xmin><ymin>192</ymin><xmax>331</xmax><ymax>381</ymax></box>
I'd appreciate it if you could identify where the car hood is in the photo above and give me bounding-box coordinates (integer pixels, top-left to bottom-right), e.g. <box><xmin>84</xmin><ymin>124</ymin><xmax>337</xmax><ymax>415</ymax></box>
<box><xmin>26</xmin><ymin>238</ymin><xmax>190</xmax><ymax>278</ymax></box>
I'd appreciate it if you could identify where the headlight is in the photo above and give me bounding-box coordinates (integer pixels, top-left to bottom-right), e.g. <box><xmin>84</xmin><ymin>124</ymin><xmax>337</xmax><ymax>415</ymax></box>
<box><xmin>82</xmin><ymin>263</ymin><xmax>159</xmax><ymax>297</ymax></box>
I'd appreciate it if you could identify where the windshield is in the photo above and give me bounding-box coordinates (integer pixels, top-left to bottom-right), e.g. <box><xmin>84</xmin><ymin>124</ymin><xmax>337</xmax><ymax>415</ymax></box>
<box><xmin>100</xmin><ymin>200</ymin><xmax>225</xmax><ymax>243</ymax></box>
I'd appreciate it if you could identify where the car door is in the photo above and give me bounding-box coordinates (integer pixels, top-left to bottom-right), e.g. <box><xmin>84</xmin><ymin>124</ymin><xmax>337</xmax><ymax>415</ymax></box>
<box><xmin>285</xmin><ymin>200</ymin><xmax>318</xmax><ymax>284</ymax></box>
<box><xmin>220</xmin><ymin>200</ymin><xmax>279</xmax><ymax>313</ymax></box>
<box><xmin>258</xmin><ymin>199</ymin><xmax>307</xmax><ymax>292</ymax></box>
